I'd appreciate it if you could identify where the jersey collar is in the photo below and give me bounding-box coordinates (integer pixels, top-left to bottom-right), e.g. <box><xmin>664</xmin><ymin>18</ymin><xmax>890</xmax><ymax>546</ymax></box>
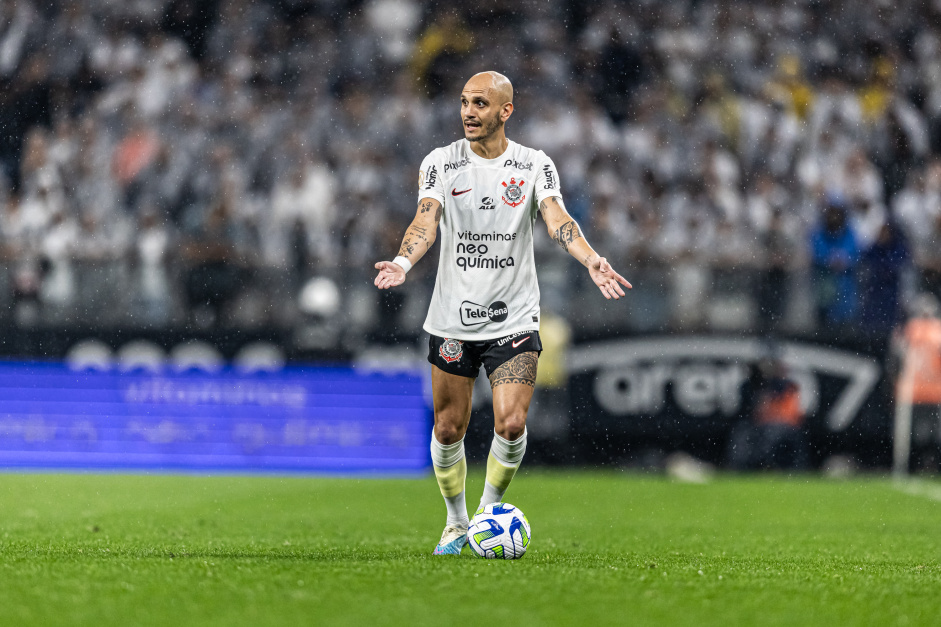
<box><xmin>463</xmin><ymin>138</ymin><xmax>514</xmax><ymax>165</ymax></box>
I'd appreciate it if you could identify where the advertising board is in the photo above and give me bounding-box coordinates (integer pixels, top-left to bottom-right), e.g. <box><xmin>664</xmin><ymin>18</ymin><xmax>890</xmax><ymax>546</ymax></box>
<box><xmin>0</xmin><ymin>361</ymin><xmax>431</xmax><ymax>475</ymax></box>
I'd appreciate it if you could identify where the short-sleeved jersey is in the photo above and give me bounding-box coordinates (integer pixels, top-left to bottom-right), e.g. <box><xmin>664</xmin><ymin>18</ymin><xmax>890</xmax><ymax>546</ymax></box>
<box><xmin>418</xmin><ymin>138</ymin><xmax>561</xmax><ymax>340</ymax></box>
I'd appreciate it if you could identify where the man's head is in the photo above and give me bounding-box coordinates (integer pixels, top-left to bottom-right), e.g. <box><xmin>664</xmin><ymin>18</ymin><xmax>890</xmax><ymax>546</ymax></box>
<box><xmin>461</xmin><ymin>71</ymin><xmax>514</xmax><ymax>143</ymax></box>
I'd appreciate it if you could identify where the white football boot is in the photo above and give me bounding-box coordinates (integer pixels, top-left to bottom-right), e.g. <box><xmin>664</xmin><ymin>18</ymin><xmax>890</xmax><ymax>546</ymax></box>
<box><xmin>432</xmin><ymin>523</ymin><xmax>468</xmax><ymax>555</ymax></box>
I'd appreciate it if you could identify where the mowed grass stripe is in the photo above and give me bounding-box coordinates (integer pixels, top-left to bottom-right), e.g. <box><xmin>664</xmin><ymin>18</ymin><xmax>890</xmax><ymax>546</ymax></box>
<box><xmin>0</xmin><ymin>472</ymin><xmax>939</xmax><ymax>626</ymax></box>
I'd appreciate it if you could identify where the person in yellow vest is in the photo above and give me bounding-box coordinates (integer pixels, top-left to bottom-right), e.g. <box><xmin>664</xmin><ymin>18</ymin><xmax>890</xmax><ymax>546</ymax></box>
<box><xmin>894</xmin><ymin>294</ymin><xmax>941</xmax><ymax>471</ymax></box>
<box><xmin>763</xmin><ymin>55</ymin><xmax>814</xmax><ymax>121</ymax></box>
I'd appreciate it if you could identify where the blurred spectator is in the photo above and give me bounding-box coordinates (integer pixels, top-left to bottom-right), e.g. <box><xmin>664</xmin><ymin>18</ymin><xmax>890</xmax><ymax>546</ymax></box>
<box><xmin>764</xmin><ymin>55</ymin><xmax>814</xmax><ymax>121</ymax></box>
<box><xmin>410</xmin><ymin>13</ymin><xmax>474</xmax><ymax>98</ymax></box>
<box><xmin>134</xmin><ymin>208</ymin><xmax>173</xmax><ymax>325</ymax></box>
<box><xmin>39</xmin><ymin>210</ymin><xmax>77</xmax><ymax>308</ymax></box>
<box><xmin>181</xmin><ymin>195</ymin><xmax>249</xmax><ymax>328</ymax></box>
<box><xmin>894</xmin><ymin>159</ymin><xmax>941</xmax><ymax>294</ymax></box>
<box><xmin>0</xmin><ymin>55</ymin><xmax>51</xmax><ymax>191</ymax></box>
<box><xmin>161</xmin><ymin>0</ymin><xmax>219</xmax><ymax>60</ymax></box>
<box><xmin>595</xmin><ymin>27</ymin><xmax>646</xmax><ymax>124</ymax></box>
<box><xmin>873</xmin><ymin>105</ymin><xmax>929</xmax><ymax>202</ymax></box>
<box><xmin>755</xmin><ymin>207</ymin><xmax>795</xmax><ymax>333</ymax></box>
<box><xmin>859</xmin><ymin>222</ymin><xmax>911</xmax><ymax>332</ymax></box>
<box><xmin>810</xmin><ymin>196</ymin><xmax>860</xmax><ymax>326</ymax></box>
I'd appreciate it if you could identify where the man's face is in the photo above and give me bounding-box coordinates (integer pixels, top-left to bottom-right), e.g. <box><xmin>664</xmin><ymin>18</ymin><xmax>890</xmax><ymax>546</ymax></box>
<box><xmin>460</xmin><ymin>84</ymin><xmax>503</xmax><ymax>142</ymax></box>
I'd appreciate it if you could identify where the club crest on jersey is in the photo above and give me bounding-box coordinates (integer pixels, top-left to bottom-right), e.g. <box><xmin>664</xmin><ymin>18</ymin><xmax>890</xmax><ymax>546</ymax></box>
<box><xmin>439</xmin><ymin>338</ymin><xmax>464</xmax><ymax>363</ymax></box>
<box><xmin>501</xmin><ymin>178</ymin><xmax>526</xmax><ymax>207</ymax></box>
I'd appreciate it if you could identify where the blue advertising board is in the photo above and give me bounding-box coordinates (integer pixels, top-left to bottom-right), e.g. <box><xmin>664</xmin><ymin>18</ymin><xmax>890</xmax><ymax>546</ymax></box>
<box><xmin>0</xmin><ymin>362</ymin><xmax>431</xmax><ymax>475</ymax></box>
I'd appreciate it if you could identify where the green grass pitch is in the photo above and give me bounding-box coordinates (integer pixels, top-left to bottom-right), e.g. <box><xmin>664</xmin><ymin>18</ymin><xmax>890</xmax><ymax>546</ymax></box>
<box><xmin>1</xmin><ymin>471</ymin><xmax>940</xmax><ymax>626</ymax></box>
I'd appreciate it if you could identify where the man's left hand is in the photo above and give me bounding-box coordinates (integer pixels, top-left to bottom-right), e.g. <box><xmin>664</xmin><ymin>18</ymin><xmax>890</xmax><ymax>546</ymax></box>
<box><xmin>588</xmin><ymin>257</ymin><xmax>632</xmax><ymax>300</ymax></box>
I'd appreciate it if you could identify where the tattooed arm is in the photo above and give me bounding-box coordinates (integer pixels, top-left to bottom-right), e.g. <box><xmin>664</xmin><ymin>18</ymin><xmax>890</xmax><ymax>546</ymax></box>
<box><xmin>374</xmin><ymin>198</ymin><xmax>442</xmax><ymax>290</ymax></box>
<box><xmin>539</xmin><ymin>196</ymin><xmax>632</xmax><ymax>300</ymax></box>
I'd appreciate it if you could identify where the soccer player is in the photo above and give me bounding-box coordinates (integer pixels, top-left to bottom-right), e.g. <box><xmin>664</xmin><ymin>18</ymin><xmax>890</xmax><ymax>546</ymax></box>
<box><xmin>374</xmin><ymin>71</ymin><xmax>631</xmax><ymax>555</ymax></box>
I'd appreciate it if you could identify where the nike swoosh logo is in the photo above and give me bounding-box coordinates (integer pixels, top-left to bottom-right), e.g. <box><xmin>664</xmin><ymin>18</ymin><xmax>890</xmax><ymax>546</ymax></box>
<box><xmin>511</xmin><ymin>336</ymin><xmax>531</xmax><ymax>349</ymax></box>
<box><xmin>451</xmin><ymin>188</ymin><xmax>472</xmax><ymax>196</ymax></box>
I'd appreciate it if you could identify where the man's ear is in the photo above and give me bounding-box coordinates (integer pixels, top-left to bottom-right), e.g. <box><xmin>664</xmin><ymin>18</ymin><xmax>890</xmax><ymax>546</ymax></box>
<box><xmin>501</xmin><ymin>102</ymin><xmax>514</xmax><ymax>123</ymax></box>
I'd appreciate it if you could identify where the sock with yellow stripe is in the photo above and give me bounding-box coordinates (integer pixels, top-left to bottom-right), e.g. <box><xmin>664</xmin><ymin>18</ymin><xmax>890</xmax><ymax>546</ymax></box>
<box><xmin>430</xmin><ymin>431</ymin><xmax>468</xmax><ymax>527</ymax></box>
<box><xmin>478</xmin><ymin>428</ymin><xmax>527</xmax><ymax>512</ymax></box>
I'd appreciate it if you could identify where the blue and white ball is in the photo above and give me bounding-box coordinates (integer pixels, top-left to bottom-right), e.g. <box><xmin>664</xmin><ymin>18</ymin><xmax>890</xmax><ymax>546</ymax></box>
<box><xmin>467</xmin><ymin>502</ymin><xmax>531</xmax><ymax>559</ymax></box>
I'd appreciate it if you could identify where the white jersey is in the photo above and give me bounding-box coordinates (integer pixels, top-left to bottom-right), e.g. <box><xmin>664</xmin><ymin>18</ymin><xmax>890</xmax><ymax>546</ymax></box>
<box><xmin>418</xmin><ymin>138</ymin><xmax>561</xmax><ymax>340</ymax></box>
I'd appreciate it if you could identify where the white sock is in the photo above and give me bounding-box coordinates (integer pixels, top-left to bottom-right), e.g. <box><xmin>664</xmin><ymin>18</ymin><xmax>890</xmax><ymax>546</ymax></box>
<box><xmin>430</xmin><ymin>431</ymin><xmax>468</xmax><ymax>527</ymax></box>
<box><xmin>443</xmin><ymin>487</ymin><xmax>467</xmax><ymax>527</ymax></box>
<box><xmin>479</xmin><ymin>481</ymin><xmax>503</xmax><ymax>511</ymax></box>
<box><xmin>478</xmin><ymin>429</ymin><xmax>527</xmax><ymax>511</ymax></box>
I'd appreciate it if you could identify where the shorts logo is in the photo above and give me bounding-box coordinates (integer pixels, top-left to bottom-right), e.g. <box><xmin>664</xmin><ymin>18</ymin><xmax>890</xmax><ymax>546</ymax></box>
<box><xmin>460</xmin><ymin>300</ymin><xmax>509</xmax><ymax>326</ymax></box>
<box><xmin>439</xmin><ymin>338</ymin><xmax>464</xmax><ymax>363</ymax></box>
<box><xmin>501</xmin><ymin>178</ymin><xmax>526</xmax><ymax>207</ymax></box>
<box><xmin>497</xmin><ymin>331</ymin><xmax>533</xmax><ymax>346</ymax></box>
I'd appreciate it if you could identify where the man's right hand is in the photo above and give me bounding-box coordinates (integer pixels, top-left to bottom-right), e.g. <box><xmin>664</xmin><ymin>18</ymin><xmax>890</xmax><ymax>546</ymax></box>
<box><xmin>374</xmin><ymin>261</ymin><xmax>407</xmax><ymax>289</ymax></box>
<box><xmin>378</xmin><ymin>198</ymin><xmax>441</xmax><ymax>290</ymax></box>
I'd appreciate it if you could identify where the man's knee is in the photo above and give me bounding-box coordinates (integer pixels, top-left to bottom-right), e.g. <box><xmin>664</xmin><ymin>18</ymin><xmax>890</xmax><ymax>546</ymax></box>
<box><xmin>497</xmin><ymin>408</ymin><xmax>527</xmax><ymax>441</ymax></box>
<box><xmin>434</xmin><ymin>416</ymin><xmax>467</xmax><ymax>444</ymax></box>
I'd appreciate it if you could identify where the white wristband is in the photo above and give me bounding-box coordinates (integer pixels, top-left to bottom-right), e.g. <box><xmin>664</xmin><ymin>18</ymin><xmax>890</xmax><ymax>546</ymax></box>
<box><xmin>392</xmin><ymin>256</ymin><xmax>412</xmax><ymax>274</ymax></box>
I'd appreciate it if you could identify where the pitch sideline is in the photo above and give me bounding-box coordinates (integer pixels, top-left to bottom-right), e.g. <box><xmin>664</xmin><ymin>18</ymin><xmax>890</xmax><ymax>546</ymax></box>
<box><xmin>892</xmin><ymin>478</ymin><xmax>941</xmax><ymax>503</ymax></box>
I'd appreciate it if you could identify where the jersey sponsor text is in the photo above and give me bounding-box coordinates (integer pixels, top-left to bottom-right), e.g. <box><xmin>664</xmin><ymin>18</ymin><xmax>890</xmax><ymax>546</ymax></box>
<box><xmin>457</xmin><ymin>231</ymin><xmax>517</xmax><ymax>241</ymax></box>
<box><xmin>456</xmin><ymin>251</ymin><xmax>516</xmax><ymax>271</ymax></box>
<box><xmin>503</xmin><ymin>159</ymin><xmax>533</xmax><ymax>171</ymax></box>
<box><xmin>461</xmin><ymin>300</ymin><xmax>509</xmax><ymax>326</ymax></box>
<box><xmin>444</xmin><ymin>157</ymin><xmax>471</xmax><ymax>173</ymax></box>
<box><xmin>423</xmin><ymin>165</ymin><xmax>437</xmax><ymax>190</ymax></box>
<box><xmin>542</xmin><ymin>164</ymin><xmax>557</xmax><ymax>190</ymax></box>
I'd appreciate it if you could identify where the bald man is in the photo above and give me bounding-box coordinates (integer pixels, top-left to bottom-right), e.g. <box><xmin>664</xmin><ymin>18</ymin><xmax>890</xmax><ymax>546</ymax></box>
<box><xmin>375</xmin><ymin>71</ymin><xmax>631</xmax><ymax>555</ymax></box>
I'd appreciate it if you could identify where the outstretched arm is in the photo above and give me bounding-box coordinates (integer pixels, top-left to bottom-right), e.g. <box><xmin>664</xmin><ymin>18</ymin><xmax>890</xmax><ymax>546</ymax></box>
<box><xmin>539</xmin><ymin>196</ymin><xmax>632</xmax><ymax>300</ymax></box>
<box><xmin>374</xmin><ymin>197</ymin><xmax>442</xmax><ymax>289</ymax></box>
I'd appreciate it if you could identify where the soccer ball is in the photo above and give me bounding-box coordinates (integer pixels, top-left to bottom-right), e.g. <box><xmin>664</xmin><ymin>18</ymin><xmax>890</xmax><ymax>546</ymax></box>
<box><xmin>466</xmin><ymin>502</ymin><xmax>531</xmax><ymax>559</ymax></box>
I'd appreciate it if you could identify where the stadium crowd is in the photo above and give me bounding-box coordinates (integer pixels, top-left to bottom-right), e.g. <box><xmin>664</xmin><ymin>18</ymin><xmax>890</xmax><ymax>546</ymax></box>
<box><xmin>1</xmin><ymin>0</ymin><xmax>940</xmax><ymax>339</ymax></box>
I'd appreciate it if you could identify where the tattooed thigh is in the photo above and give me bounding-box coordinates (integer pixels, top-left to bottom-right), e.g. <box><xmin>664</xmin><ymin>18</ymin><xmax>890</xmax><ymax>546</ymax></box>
<box><xmin>489</xmin><ymin>352</ymin><xmax>538</xmax><ymax>388</ymax></box>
